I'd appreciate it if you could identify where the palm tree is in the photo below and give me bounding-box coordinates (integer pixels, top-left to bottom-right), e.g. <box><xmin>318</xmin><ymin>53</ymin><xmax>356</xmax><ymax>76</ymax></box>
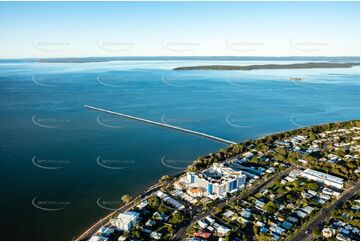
<box><xmin>121</xmin><ymin>194</ymin><xmax>132</xmax><ymax>204</ymax></box>
<box><xmin>159</xmin><ymin>175</ymin><xmax>170</xmax><ymax>183</ymax></box>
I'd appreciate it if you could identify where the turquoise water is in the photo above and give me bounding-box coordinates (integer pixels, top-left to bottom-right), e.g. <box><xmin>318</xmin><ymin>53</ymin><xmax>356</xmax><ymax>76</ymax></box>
<box><xmin>0</xmin><ymin>57</ymin><xmax>359</xmax><ymax>240</ymax></box>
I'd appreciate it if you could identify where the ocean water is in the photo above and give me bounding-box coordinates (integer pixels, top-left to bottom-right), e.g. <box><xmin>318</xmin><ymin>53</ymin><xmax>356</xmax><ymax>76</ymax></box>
<box><xmin>0</xmin><ymin>57</ymin><xmax>359</xmax><ymax>240</ymax></box>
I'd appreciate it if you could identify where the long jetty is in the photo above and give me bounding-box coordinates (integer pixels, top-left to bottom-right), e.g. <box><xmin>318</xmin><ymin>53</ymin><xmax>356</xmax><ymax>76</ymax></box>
<box><xmin>84</xmin><ymin>105</ymin><xmax>237</xmax><ymax>145</ymax></box>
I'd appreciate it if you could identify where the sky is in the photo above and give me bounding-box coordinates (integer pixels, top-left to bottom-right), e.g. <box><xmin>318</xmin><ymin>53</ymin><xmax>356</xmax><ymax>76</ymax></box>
<box><xmin>0</xmin><ymin>1</ymin><xmax>359</xmax><ymax>58</ymax></box>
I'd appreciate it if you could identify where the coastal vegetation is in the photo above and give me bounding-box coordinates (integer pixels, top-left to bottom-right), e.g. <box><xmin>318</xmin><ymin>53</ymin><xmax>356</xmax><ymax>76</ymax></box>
<box><xmin>159</xmin><ymin>175</ymin><xmax>171</xmax><ymax>183</ymax></box>
<box><xmin>121</xmin><ymin>194</ymin><xmax>132</xmax><ymax>204</ymax></box>
<box><xmin>187</xmin><ymin>120</ymin><xmax>359</xmax><ymax>174</ymax></box>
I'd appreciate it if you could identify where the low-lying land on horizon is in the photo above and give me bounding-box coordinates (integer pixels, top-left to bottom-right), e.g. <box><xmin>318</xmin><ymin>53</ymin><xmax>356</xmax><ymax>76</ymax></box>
<box><xmin>174</xmin><ymin>62</ymin><xmax>359</xmax><ymax>71</ymax></box>
<box><xmin>32</xmin><ymin>56</ymin><xmax>360</xmax><ymax>64</ymax></box>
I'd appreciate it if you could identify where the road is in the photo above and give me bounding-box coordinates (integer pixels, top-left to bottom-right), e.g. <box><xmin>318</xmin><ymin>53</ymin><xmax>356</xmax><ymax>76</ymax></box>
<box><xmin>291</xmin><ymin>181</ymin><xmax>360</xmax><ymax>241</ymax></box>
<box><xmin>173</xmin><ymin>164</ymin><xmax>296</xmax><ymax>240</ymax></box>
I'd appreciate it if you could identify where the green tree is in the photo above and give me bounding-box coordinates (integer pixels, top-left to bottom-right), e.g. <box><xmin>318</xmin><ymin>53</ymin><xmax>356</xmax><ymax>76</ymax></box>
<box><xmin>258</xmin><ymin>233</ymin><xmax>272</xmax><ymax>241</ymax></box>
<box><xmin>132</xmin><ymin>229</ymin><xmax>141</xmax><ymax>239</ymax></box>
<box><xmin>241</xmin><ymin>189</ymin><xmax>249</xmax><ymax>199</ymax></box>
<box><xmin>214</xmin><ymin>206</ymin><xmax>223</xmax><ymax>214</ymax></box>
<box><xmin>121</xmin><ymin>194</ymin><xmax>132</xmax><ymax>204</ymax></box>
<box><xmin>312</xmin><ymin>228</ymin><xmax>321</xmax><ymax>237</ymax></box>
<box><xmin>264</xmin><ymin>201</ymin><xmax>278</xmax><ymax>214</ymax></box>
<box><xmin>168</xmin><ymin>226</ymin><xmax>175</xmax><ymax>234</ymax></box>
<box><xmin>159</xmin><ymin>175</ymin><xmax>171</xmax><ymax>182</ymax></box>
<box><xmin>307</xmin><ymin>182</ymin><xmax>319</xmax><ymax>191</ymax></box>
<box><xmin>252</xmin><ymin>224</ymin><xmax>258</xmax><ymax>235</ymax></box>
<box><xmin>158</xmin><ymin>203</ymin><xmax>169</xmax><ymax>213</ymax></box>
<box><xmin>169</xmin><ymin>212</ymin><xmax>184</xmax><ymax>224</ymax></box>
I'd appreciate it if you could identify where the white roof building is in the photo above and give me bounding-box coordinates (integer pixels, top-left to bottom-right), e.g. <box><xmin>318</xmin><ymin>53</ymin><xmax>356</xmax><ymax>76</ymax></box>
<box><xmin>217</xmin><ymin>225</ymin><xmax>231</xmax><ymax>236</ymax></box>
<box><xmin>111</xmin><ymin>211</ymin><xmax>139</xmax><ymax>231</ymax></box>
<box><xmin>296</xmin><ymin>210</ymin><xmax>308</xmax><ymax>218</ymax></box>
<box><xmin>240</xmin><ymin>209</ymin><xmax>252</xmax><ymax>219</ymax></box>
<box><xmin>97</xmin><ymin>227</ymin><xmax>114</xmax><ymax>237</ymax></box>
<box><xmin>256</xmin><ymin>221</ymin><xmax>265</xmax><ymax>227</ymax></box>
<box><xmin>198</xmin><ymin>220</ymin><xmax>208</xmax><ymax>229</ymax></box>
<box><xmin>320</xmin><ymin>194</ymin><xmax>331</xmax><ymax>201</ymax></box>
<box><xmin>150</xmin><ymin>232</ymin><xmax>161</xmax><ymax>240</ymax></box>
<box><xmin>205</xmin><ymin>216</ymin><xmax>215</xmax><ymax>225</ymax></box>
<box><xmin>156</xmin><ymin>191</ymin><xmax>185</xmax><ymax>210</ymax></box>
<box><xmin>300</xmin><ymin>169</ymin><xmax>344</xmax><ymax>189</ymax></box>
<box><xmin>223</xmin><ymin>210</ymin><xmax>235</xmax><ymax>218</ymax></box>
<box><xmin>322</xmin><ymin>228</ymin><xmax>334</xmax><ymax>239</ymax></box>
<box><xmin>302</xmin><ymin>206</ymin><xmax>315</xmax><ymax>214</ymax></box>
<box><xmin>89</xmin><ymin>235</ymin><xmax>108</xmax><ymax>241</ymax></box>
<box><xmin>137</xmin><ymin>200</ymin><xmax>148</xmax><ymax>209</ymax></box>
<box><xmin>187</xmin><ymin>163</ymin><xmax>246</xmax><ymax>197</ymax></box>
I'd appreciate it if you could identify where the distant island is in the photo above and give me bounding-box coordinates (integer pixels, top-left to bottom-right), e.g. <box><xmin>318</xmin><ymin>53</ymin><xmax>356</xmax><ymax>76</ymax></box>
<box><xmin>174</xmin><ymin>62</ymin><xmax>359</xmax><ymax>71</ymax></box>
<box><xmin>35</xmin><ymin>57</ymin><xmax>360</xmax><ymax>64</ymax></box>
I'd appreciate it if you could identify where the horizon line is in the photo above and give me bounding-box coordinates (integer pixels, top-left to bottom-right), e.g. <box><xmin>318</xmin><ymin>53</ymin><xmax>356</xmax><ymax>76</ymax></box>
<box><xmin>1</xmin><ymin>55</ymin><xmax>360</xmax><ymax>60</ymax></box>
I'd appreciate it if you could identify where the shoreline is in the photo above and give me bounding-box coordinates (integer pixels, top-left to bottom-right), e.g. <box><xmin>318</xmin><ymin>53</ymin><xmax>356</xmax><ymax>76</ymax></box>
<box><xmin>73</xmin><ymin>170</ymin><xmax>186</xmax><ymax>241</ymax></box>
<box><xmin>74</xmin><ymin>119</ymin><xmax>359</xmax><ymax>241</ymax></box>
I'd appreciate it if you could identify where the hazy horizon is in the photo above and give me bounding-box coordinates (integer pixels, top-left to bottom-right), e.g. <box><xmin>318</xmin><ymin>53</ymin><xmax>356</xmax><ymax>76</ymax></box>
<box><xmin>0</xmin><ymin>1</ymin><xmax>359</xmax><ymax>58</ymax></box>
<box><xmin>1</xmin><ymin>56</ymin><xmax>360</xmax><ymax>61</ymax></box>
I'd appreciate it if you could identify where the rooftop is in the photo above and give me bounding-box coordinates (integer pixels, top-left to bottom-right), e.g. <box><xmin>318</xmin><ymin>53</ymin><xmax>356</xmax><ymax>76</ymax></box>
<box><xmin>194</xmin><ymin>163</ymin><xmax>244</xmax><ymax>185</ymax></box>
<box><xmin>302</xmin><ymin>168</ymin><xmax>344</xmax><ymax>185</ymax></box>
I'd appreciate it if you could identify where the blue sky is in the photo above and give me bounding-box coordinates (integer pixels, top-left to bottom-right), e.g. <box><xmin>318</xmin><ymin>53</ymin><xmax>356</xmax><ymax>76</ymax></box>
<box><xmin>0</xmin><ymin>1</ymin><xmax>359</xmax><ymax>58</ymax></box>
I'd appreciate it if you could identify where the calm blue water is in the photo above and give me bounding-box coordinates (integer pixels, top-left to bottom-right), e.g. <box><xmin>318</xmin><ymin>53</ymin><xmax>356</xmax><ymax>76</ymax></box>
<box><xmin>0</xmin><ymin>57</ymin><xmax>359</xmax><ymax>240</ymax></box>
